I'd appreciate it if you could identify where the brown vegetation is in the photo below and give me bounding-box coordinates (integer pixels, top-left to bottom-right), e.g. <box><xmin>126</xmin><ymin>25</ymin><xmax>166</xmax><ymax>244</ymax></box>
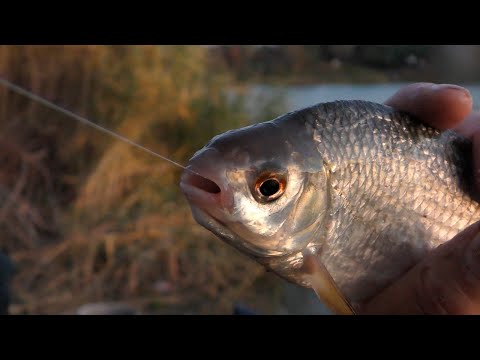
<box><xmin>0</xmin><ymin>45</ymin><xmax>284</xmax><ymax>314</ymax></box>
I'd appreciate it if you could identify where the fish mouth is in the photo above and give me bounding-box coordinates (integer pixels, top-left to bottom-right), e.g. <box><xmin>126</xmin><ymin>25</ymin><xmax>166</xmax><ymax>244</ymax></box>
<box><xmin>179</xmin><ymin>166</ymin><xmax>228</xmax><ymax>211</ymax></box>
<box><xmin>181</xmin><ymin>170</ymin><xmax>221</xmax><ymax>194</ymax></box>
<box><xmin>179</xmin><ymin>169</ymin><xmax>252</xmax><ymax>254</ymax></box>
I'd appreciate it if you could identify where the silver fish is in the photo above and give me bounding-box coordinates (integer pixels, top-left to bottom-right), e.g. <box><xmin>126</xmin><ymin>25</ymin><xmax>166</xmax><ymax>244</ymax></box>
<box><xmin>180</xmin><ymin>100</ymin><xmax>480</xmax><ymax>312</ymax></box>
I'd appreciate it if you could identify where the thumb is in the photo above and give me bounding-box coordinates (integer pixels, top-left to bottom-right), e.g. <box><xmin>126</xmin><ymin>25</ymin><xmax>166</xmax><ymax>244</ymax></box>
<box><xmin>384</xmin><ymin>82</ymin><xmax>472</xmax><ymax>131</ymax></box>
<box><xmin>359</xmin><ymin>221</ymin><xmax>480</xmax><ymax>314</ymax></box>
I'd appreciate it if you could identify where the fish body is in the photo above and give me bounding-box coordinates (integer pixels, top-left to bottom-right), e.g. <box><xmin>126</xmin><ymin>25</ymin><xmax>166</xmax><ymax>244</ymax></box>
<box><xmin>180</xmin><ymin>100</ymin><xmax>480</xmax><ymax>307</ymax></box>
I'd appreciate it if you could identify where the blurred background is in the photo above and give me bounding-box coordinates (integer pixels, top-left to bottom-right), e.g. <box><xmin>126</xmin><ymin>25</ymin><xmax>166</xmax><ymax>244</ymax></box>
<box><xmin>1</xmin><ymin>45</ymin><xmax>480</xmax><ymax>315</ymax></box>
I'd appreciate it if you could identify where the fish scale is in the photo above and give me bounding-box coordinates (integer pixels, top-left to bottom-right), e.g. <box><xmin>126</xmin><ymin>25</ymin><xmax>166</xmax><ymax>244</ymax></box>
<box><xmin>305</xmin><ymin>101</ymin><xmax>479</xmax><ymax>302</ymax></box>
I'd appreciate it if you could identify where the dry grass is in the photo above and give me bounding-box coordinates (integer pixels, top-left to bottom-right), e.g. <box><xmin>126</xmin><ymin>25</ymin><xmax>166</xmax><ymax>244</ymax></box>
<box><xmin>0</xmin><ymin>45</ymin><xmax>286</xmax><ymax>314</ymax></box>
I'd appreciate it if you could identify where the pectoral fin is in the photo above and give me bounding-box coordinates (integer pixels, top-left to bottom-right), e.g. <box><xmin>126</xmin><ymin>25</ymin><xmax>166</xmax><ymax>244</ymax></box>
<box><xmin>301</xmin><ymin>254</ymin><xmax>356</xmax><ymax>315</ymax></box>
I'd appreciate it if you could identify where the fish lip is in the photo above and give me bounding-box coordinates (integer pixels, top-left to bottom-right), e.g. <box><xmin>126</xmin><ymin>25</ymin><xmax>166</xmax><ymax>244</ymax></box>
<box><xmin>179</xmin><ymin>165</ymin><xmax>232</xmax><ymax>211</ymax></box>
<box><xmin>179</xmin><ymin>180</ymin><xmax>222</xmax><ymax>209</ymax></box>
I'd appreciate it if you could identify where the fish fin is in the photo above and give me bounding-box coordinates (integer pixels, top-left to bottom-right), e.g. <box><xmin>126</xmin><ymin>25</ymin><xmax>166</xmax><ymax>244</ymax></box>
<box><xmin>301</xmin><ymin>253</ymin><xmax>356</xmax><ymax>315</ymax></box>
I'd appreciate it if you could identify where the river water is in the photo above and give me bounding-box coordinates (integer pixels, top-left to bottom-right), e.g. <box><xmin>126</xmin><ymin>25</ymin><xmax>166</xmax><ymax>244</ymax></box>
<box><xmin>251</xmin><ymin>82</ymin><xmax>480</xmax><ymax>114</ymax></box>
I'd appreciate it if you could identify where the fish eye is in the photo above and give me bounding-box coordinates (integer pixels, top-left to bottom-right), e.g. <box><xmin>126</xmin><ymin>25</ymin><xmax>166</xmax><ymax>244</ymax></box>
<box><xmin>254</xmin><ymin>172</ymin><xmax>287</xmax><ymax>202</ymax></box>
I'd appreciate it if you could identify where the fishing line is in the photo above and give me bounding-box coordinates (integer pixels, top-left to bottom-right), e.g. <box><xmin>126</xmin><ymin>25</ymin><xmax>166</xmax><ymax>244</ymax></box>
<box><xmin>0</xmin><ymin>77</ymin><xmax>192</xmax><ymax>173</ymax></box>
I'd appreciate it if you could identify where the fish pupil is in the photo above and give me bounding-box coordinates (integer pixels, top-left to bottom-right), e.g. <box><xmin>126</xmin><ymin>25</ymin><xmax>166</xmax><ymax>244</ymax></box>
<box><xmin>260</xmin><ymin>179</ymin><xmax>280</xmax><ymax>197</ymax></box>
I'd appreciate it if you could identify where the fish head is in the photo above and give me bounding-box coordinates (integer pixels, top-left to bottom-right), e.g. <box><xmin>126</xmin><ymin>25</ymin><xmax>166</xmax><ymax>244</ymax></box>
<box><xmin>180</xmin><ymin>112</ymin><xmax>330</xmax><ymax>261</ymax></box>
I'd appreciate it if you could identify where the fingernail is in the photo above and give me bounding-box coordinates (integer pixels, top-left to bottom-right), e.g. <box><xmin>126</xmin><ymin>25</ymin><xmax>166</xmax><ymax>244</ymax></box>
<box><xmin>465</xmin><ymin>232</ymin><xmax>480</xmax><ymax>278</ymax></box>
<box><xmin>432</xmin><ymin>84</ymin><xmax>472</xmax><ymax>100</ymax></box>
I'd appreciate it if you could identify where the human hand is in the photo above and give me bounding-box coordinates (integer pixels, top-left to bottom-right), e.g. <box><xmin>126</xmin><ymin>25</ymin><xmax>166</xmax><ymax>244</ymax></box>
<box><xmin>358</xmin><ymin>83</ymin><xmax>480</xmax><ymax>314</ymax></box>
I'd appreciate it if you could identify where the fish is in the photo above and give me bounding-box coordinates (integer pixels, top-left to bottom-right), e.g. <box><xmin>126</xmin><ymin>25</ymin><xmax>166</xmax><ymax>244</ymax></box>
<box><xmin>180</xmin><ymin>100</ymin><xmax>480</xmax><ymax>314</ymax></box>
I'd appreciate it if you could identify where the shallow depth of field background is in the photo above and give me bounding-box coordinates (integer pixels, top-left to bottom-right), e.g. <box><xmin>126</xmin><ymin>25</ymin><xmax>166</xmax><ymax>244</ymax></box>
<box><xmin>1</xmin><ymin>45</ymin><xmax>480</xmax><ymax>314</ymax></box>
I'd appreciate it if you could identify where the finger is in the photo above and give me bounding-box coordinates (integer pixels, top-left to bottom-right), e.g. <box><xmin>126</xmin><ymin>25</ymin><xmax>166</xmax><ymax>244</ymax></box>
<box><xmin>452</xmin><ymin>112</ymin><xmax>480</xmax><ymax>195</ymax></box>
<box><xmin>359</xmin><ymin>221</ymin><xmax>480</xmax><ymax>314</ymax></box>
<box><xmin>385</xmin><ymin>83</ymin><xmax>472</xmax><ymax>131</ymax></box>
<box><xmin>472</xmin><ymin>131</ymin><xmax>480</xmax><ymax>197</ymax></box>
<box><xmin>454</xmin><ymin>112</ymin><xmax>480</xmax><ymax>139</ymax></box>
